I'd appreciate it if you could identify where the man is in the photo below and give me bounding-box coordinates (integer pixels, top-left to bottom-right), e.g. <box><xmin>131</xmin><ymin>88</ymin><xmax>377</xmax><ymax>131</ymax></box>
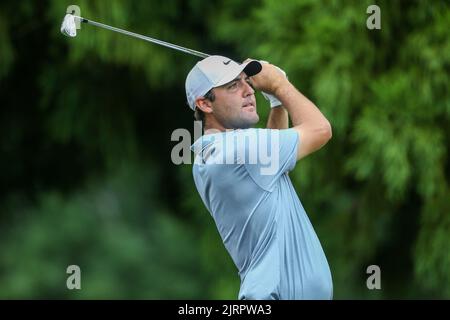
<box><xmin>185</xmin><ymin>55</ymin><xmax>333</xmax><ymax>300</ymax></box>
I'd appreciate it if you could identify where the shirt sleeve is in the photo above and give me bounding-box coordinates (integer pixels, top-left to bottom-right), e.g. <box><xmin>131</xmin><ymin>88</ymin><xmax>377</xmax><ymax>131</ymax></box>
<box><xmin>242</xmin><ymin>128</ymin><xmax>299</xmax><ymax>192</ymax></box>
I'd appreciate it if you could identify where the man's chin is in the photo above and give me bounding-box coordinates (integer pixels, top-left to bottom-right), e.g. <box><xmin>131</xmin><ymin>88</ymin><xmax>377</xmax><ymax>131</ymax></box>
<box><xmin>238</xmin><ymin>115</ymin><xmax>259</xmax><ymax>129</ymax></box>
<box><xmin>223</xmin><ymin>112</ymin><xmax>259</xmax><ymax>129</ymax></box>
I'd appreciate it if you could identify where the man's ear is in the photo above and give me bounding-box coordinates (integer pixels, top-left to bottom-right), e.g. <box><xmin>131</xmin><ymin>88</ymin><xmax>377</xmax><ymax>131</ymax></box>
<box><xmin>195</xmin><ymin>97</ymin><xmax>213</xmax><ymax>114</ymax></box>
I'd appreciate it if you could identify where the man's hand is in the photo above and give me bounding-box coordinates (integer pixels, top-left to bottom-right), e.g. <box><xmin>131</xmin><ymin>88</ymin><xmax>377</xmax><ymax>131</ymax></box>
<box><xmin>259</xmin><ymin>61</ymin><xmax>288</xmax><ymax>108</ymax></box>
<box><xmin>244</xmin><ymin>58</ymin><xmax>289</xmax><ymax>95</ymax></box>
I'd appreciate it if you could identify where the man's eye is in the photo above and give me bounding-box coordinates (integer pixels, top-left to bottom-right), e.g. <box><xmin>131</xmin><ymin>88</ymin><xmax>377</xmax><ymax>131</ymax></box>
<box><xmin>228</xmin><ymin>82</ymin><xmax>237</xmax><ymax>89</ymax></box>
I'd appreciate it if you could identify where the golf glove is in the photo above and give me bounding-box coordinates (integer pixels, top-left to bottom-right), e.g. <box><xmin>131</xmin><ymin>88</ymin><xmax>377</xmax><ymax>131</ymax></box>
<box><xmin>259</xmin><ymin>60</ymin><xmax>287</xmax><ymax>108</ymax></box>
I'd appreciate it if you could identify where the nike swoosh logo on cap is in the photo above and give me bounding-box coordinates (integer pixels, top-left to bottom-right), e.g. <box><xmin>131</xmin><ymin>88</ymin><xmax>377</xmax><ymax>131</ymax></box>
<box><xmin>223</xmin><ymin>60</ymin><xmax>231</xmax><ymax>65</ymax></box>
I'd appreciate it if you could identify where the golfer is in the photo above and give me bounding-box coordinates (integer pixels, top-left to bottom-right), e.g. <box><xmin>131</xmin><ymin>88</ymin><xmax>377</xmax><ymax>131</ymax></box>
<box><xmin>185</xmin><ymin>56</ymin><xmax>333</xmax><ymax>300</ymax></box>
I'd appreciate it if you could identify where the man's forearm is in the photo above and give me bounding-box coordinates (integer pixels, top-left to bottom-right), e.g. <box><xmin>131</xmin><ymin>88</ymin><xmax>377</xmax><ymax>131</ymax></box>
<box><xmin>274</xmin><ymin>80</ymin><xmax>332</xmax><ymax>160</ymax></box>
<box><xmin>266</xmin><ymin>106</ymin><xmax>289</xmax><ymax>129</ymax></box>
<box><xmin>249</xmin><ymin>62</ymin><xmax>331</xmax><ymax>160</ymax></box>
<box><xmin>274</xmin><ymin>81</ymin><xmax>330</xmax><ymax>129</ymax></box>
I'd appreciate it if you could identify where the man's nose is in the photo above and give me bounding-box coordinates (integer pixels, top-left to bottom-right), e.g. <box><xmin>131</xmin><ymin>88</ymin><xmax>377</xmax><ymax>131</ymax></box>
<box><xmin>242</xmin><ymin>80</ymin><xmax>254</xmax><ymax>96</ymax></box>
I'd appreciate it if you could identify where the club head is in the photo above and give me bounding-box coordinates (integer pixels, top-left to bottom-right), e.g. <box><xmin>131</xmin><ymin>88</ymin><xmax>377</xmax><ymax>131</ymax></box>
<box><xmin>61</xmin><ymin>14</ymin><xmax>77</xmax><ymax>37</ymax></box>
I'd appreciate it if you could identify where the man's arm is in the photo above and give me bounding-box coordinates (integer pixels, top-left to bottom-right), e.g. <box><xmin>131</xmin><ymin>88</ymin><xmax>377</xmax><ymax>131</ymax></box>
<box><xmin>274</xmin><ymin>81</ymin><xmax>332</xmax><ymax>160</ymax></box>
<box><xmin>266</xmin><ymin>106</ymin><xmax>289</xmax><ymax>129</ymax></box>
<box><xmin>250</xmin><ymin>62</ymin><xmax>332</xmax><ymax>161</ymax></box>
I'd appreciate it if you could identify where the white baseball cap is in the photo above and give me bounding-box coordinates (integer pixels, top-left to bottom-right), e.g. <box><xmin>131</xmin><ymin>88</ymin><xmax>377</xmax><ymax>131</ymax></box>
<box><xmin>185</xmin><ymin>55</ymin><xmax>262</xmax><ymax>111</ymax></box>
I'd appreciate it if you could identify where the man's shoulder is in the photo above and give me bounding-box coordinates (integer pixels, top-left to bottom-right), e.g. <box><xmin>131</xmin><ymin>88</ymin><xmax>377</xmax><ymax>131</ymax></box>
<box><xmin>228</xmin><ymin>128</ymin><xmax>271</xmax><ymax>137</ymax></box>
<box><xmin>191</xmin><ymin>129</ymin><xmax>260</xmax><ymax>166</ymax></box>
<box><xmin>192</xmin><ymin>128</ymin><xmax>297</xmax><ymax>166</ymax></box>
<box><xmin>221</xmin><ymin>128</ymin><xmax>282</xmax><ymax>143</ymax></box>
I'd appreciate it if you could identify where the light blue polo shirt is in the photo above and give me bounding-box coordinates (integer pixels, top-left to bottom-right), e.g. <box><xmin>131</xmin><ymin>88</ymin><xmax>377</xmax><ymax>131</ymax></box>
<box><xmin>191</xmin><ymin>128</ymin><xmax>333</xmax><ymax>300</ymax></box>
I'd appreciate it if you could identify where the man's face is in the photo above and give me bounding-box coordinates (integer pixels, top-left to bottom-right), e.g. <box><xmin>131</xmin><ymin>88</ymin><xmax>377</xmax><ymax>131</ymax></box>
<box><xmin>208</xmin><ymin>72</ymin><xmax>259</xmax><ymax>129</ymax></box>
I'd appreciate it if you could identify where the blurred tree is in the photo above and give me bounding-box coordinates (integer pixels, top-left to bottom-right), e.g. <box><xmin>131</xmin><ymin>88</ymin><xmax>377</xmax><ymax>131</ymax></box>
<box><xmin>0</xmin><ymin>162</ymin><xmax>207</xmax><ymax>298</ymax></box>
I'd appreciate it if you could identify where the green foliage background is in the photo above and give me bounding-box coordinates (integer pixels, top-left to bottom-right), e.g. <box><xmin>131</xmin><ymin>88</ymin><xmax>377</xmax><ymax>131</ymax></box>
<box><xmin>0</xmin><ymin>0</ymin><xmax>448</xmax><ymax>299</ymax></box>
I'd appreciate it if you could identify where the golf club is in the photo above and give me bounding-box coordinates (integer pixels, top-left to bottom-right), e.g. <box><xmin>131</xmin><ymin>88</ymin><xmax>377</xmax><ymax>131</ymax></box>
<box><xmin>60</xmin><ymin>13</ymin><xmax>278</xmax><ymax>103</ymax></box>
<box><xmin>60</xmin><ymin>13</ymin><xmax>210</xmax><ymax>59</ymax></box>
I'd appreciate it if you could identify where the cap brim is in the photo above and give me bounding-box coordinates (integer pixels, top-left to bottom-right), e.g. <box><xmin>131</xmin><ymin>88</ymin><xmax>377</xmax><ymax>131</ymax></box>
<box><xmin>243</xmin><ymin>60</ymin><xmax>262</xmax><ymax>77</ymax></box>
<box><xmin>214</xmin><ymin>60</ymin><xmax>262</xmax><ymax>87</ymax></box>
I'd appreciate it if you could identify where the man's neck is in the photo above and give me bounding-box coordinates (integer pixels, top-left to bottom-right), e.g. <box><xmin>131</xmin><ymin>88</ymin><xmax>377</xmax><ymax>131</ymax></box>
<box><xmin>204</xmin><ymin>127</ymin><xmax>225</xmax><ymax>135</ymax></box>
<box><xmin>203</xmin><ymin>119</ymin><xmax>226</xmax><ymax>135</ymax></box>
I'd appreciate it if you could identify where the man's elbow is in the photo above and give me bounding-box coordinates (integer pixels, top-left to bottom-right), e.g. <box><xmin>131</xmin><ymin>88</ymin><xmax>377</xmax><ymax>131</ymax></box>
<box><xmin>317</xmin><ymin>120</ymin><xmax>332</xmax><ymax>145</ymax></box>
<box><xmin>294</xmin><ymin>120</ymin><xmax>332</xmax><ymax>160</ymax></box>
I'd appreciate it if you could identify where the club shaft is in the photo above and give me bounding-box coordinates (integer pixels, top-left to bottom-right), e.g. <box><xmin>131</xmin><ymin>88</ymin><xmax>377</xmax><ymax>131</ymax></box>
<box><xmin>73</xmin><ymin>16</ymin><xmax>209</xmax><ymax>59</ymax></box>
